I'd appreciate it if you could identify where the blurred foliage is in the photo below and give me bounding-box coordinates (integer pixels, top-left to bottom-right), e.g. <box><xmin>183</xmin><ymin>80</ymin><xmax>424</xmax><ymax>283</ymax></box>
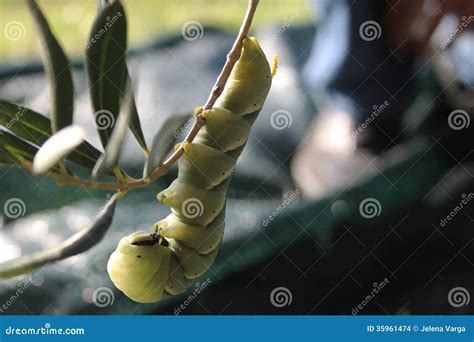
<box><xmin>0</xmin><ymin>0</ymin><xmax>311</xmax><ymax>60</ymax></box>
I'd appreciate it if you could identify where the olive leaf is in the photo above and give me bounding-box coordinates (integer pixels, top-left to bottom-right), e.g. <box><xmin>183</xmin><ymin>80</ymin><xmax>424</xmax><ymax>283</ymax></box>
<box><xmin>0</xmin><ymin>99</ymin><xmax>52</xmax><ymax>144</ymax></box>
<box><xmin>0</xmin><ymin>129</ymin><xmax>39</xmax><ymax>163</ymax></box>
<box><xmin>124</xmin><ymin>70</ymin><xmax>148</xmax><ymax>152</ymax></box>
<box><xmin>0</xmin><ymin>99</ymin><xmax>102</xmax><ymax>170</ymax></box>
<box><xmin>33</xmin><ymin>125</ymin><xmax>85</xmax><ymax>174</ymax></box>
<box><xmin>92</xmin><ymin>83</ymin><xmax>134</xmax><ymax>179</ymax></box>
<box><xmin>94</xmin><ymin>1</ymin><xmax>147</xmax><ymax>153</ymax></box>
<box><xmin>27</xmin><ymin>0</ymin><xmax>74</xmax><ymax>133</ymax></box>
<box><xmin>0</xmin><ymin>145</ymin><xmax>18</xmax><ymax>165</ymax></box>
<box><xmin>86</xmin><ymin>0</ymin><xmax>127</xmax><ymax>148</ymax></box>
<box><xmin>143</xmin><ymin>113</ymin><xmax>191</xmax><ymax>178</ymax></box>
<box><xmin>0</xmin><ymin>197</ymin><xmax>117</xmax><ymax>278</ymax></box>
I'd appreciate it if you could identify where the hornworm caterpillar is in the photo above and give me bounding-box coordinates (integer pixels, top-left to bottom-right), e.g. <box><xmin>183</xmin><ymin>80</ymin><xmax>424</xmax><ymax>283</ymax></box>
<box><xmin>108</xmin><ymin>37</ymin><xmax>274</xmax><ymax>303</ymax></box>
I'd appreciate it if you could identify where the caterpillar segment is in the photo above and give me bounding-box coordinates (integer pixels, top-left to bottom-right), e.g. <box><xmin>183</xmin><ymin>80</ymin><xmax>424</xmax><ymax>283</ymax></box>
<box><xmin>107</xmin><ymin>37</ymin><xmax>273</xmax><ymax>303</ymax></box>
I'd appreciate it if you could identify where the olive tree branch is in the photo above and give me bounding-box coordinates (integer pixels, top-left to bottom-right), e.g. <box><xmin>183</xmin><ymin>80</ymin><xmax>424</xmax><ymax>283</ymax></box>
<box><xmin>145</xmin><ymin>0</ymin><xmax>260</xmax><ymax>181</ymax></box>
<box><xmin>37</xmin><ymin>0</ymin><xmax>260</xmax><ymax>192</ymax></box>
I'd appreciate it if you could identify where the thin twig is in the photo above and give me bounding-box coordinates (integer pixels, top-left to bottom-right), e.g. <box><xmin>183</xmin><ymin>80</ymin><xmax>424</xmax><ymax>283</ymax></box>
<box><xmin>33</xmin><ymin>0</ymin><xmax>260</xmax><ymax>192</ymax></box>
<box><xmin>203</xmin><ymin>0</ymin><xmax>259</xmax><ymax>110</ymax></box>
<box><xmin>145</xmin><ymin>0</ymin><xmax>259</xmax><ymax>181</ymax></box>
<box><xmin>23</xmin><ymin>161</ymin><xmax>123</xmax><ymax>190</ymax></box>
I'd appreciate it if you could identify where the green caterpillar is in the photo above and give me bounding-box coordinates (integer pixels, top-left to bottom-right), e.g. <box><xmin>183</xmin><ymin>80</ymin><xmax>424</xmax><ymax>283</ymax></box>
<box><xmin>107</xmin><ymin>37</ymin><xmax>274</xmax><ymax>303</ymax></box>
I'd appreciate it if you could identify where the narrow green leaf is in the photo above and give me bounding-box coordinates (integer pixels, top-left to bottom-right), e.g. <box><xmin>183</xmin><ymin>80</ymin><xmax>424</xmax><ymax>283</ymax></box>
<box><xmin>143</xmin><ymin>114</ymin><xmax>191</xmax><ymax>178</ymax></box>
<box><xmin>124</xmin><ymin>70</ymin><xmax>148</xmax><ymax>152</ymax></box>
<box><xmin>66</xmin><ymin>141</ymin><xmax>103</xmax><ymax>170</ymax></box>
<box><xmin>0</xmin><ymin>99</ymin><xmax>51</xmax><ymax>144</ymax></box>
<box><xmin>92</xmin><ymin>83</ymin><xmax>134</xmax><ymax>179</ymax></box>
<box><xmin>86</xmin><ymin>0</ymin><xmax>127</xmax><ymax>148</ymax></box>
<box><xmin>27</xmin><ymin>0</ymin><xmax>74</xmax><ymax>133</ymax></box>
<box><xmin>94</xmin><ymin>2</ymin><xmax>146</xmax><ymax>153</ymax></box>
<box><xmin>0</xmin><ymin>129</ymin><xmax>38</xmax><ymax>163</ymax></box>
<box><xmin>0</xmin><ymin>99</ymin><xmax>102</xmax><ymax>170</ymax></box>
<box><xmin>0</xmin><ymin>198</ymin><xmax>117</xmax><ymax>278</ymax></box>
<box><xmin>0</xmin><ymin>145</ymin><xmax>18</xmax><ymax>165</ymax></box>
<box><xmin>33</xmin><ymin>125</ymin><xmax>85</xmax><ymax>174</ymax></box>
<box><xmin>0</xmin><ymin>130</ymin><xmax>62</xmax><ymax>173</ymax></box>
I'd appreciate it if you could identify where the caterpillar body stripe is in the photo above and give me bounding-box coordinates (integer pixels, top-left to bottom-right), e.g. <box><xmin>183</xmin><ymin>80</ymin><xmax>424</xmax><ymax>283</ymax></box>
<box><xmin>108</xmin><ymin>37</ymin><xmax>273</xmax><ymax>303</ymax></box>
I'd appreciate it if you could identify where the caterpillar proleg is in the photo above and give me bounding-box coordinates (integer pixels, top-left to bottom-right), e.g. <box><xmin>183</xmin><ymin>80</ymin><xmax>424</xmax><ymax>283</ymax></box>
<box><xmin>108</xmin><ymin>37</ymin><xmax>273</xmax><ymax>303</ymax></box>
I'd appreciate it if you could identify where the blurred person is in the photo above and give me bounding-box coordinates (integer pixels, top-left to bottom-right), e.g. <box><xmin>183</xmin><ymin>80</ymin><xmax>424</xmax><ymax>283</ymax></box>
<box><xmin>292</xmin><ymin>0</ymin><xmax>474</xmax><ymax>199</ymax></box>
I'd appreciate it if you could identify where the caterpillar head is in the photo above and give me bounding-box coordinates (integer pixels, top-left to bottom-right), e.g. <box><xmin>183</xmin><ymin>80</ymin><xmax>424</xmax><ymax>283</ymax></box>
<box><xmin>107</xmin><ymin>231</ymin><xmax>171</xmax><ymax>303</ymax></box>
<box><xmin>215</xmin><ymin>37</ymin><xmax>272</xmax><ymax>115</ymax></box>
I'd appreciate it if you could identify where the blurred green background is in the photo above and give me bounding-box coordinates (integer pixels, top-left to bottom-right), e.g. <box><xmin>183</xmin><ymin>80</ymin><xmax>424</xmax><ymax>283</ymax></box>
<box><xmin>0</xmin><ymin>0</ymin><xmax>311</xmax><ymax>60</ymax></box>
